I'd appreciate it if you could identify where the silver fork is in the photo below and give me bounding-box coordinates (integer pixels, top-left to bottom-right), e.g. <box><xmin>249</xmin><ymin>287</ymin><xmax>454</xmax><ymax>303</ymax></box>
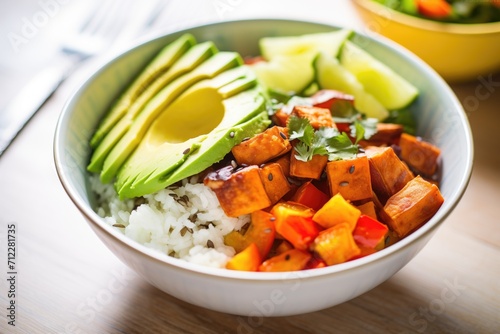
<box><xmin>0</xmin><ymin>0</ymin><xmax>167</xmax><ymax>156</ymax></box>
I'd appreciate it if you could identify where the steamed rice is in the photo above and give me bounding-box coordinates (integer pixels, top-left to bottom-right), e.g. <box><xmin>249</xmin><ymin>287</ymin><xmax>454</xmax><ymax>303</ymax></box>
<box><xmin>90</xmin><ymin>174</ymin><xmax>250</xmax><ymax>268</ymax></box>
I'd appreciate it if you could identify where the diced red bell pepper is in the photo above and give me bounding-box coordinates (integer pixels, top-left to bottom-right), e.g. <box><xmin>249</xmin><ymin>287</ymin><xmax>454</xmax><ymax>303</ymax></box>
<box><xmin>259</xmin><ymin>249</ymin><xmax>312</xmax><ymax>272</ymax></box>
<box><xmin>352</xmin><ymin>214</ymin><xmax>389</xmax><ymax>251</ymax></box>
<box><xmin>313</xmin><ymin>193</ymin><xmax>361</xmax><ymax>231</ymax></box>
<box><xmin>312</xmin><ymin>223</ymin><xmax>361</xmax><ymax>266</ymax></box>
<box><xmin>291</xmin><ymin>181</ymin><xmax>330</xmax><ymax>211</ymax></box>
<box><xmin>224</xmin><ymin>210</ymin><xmax>276</xmax><ymax>259</ymax></box>
<box><xmin>271</xmin><ymin>202</ymin><xmax>322</xmax><ymax>251</ymax></box>
<box><xmin>335</xmin><ymin>122</ymin><xmax>352</xmax><ymax>134</ymax></box>
<box><xmin>417</xmin><ymin>0</ymin><xmax>452</xmax><ymax>19</ymax></box>
<box><xmin>226</xmin><ymin>243</ymin><xmax>261</xmax><ymax>271</ymax></box>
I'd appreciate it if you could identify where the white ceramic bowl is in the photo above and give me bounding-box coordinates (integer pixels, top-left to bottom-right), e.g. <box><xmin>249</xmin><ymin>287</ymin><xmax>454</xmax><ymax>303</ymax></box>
<box><xmin>54</xmin><ymin>19</ymin><xmax>473</xmax><ymax>316</ymax></box>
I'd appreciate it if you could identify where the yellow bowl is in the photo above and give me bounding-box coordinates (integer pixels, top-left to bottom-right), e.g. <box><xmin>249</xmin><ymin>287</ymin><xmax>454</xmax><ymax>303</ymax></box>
<box><xmin>352</xmin><ymin>0</ymin><xmax>500</xmax><ymax>82</ymax></box>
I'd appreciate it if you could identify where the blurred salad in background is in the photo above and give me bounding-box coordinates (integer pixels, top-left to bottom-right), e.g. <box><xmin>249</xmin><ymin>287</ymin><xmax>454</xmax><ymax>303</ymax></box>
<box><xmin>373</xmin><ymin>0</ymin><xmax>500</xmax><ymax>23</ymax></box>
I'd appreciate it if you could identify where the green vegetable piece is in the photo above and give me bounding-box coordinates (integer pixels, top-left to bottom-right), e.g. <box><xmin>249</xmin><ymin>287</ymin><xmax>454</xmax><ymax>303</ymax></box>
<box><xmin>88</xmin><ymin>40</ymin><xmax>218</xmax><ymax>173</ymax></box>
<box><xmin>340</xmin><ymin>41</ymin><xmax>419</xmax><ymax>110</ymax></box>
<box><xmin>314</xmin><ymin>51</ymin><xmax>389</xmax><ymax>120</ymax></box>
<box><xmin>99</xmin><ymin>51</ymin><xmax>243</xmax><ymax>183</ymax></box>
<box><xmin>90</xmin><ymin>34</ymin><xmax>196</xmax><ymax>149</ymax></box>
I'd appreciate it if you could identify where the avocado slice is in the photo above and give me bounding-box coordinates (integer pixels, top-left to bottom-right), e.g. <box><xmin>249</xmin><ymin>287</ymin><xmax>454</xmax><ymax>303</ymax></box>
<box><xmin>99</xmin><ymin>51</ymin><xmax>244</xmax><ymax>183</ymax></box>
<box><xmin>88</xmin><ymin>41</ymin><xmax>218</xmax><ymax>173</ymax></box>
<box><xmin>115</xmin><ymin>81</ymin><xmax>268</xmax><ymax>199</ymax></box>
<box><xmin>90</xmin><ymin>34</ymin><xmax>196</xmax><ymax>149</ymax></box>
<box><xmin>158</xmin><ymin>101</ymin><xmax>269</xmax><ymax>192</ymax></box>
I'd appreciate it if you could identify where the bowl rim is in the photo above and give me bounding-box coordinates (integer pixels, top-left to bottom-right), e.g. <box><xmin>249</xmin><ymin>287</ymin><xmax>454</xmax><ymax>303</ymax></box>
<box><xmin>352</xmin><ymin>0</ymin><xmax>500</xmax><ymax>35</ymax></box>
<box><xmin>54</xmin><ymin>18</ymin><xmax>474</xmax><ymax>281</ymax></box>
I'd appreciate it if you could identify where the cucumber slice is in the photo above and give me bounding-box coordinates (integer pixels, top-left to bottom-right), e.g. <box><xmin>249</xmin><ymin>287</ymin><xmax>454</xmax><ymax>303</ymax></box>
<box><xmin>315</xmin><ymin>52</ymin><xmax>389</xmax><ymax>120</ymax></box>
<box><xmin>340</xmin><ymin>41</ymin><xmax>419</xmax><ymax>110</ymax></box>
<box><xmin>303</xmin><ymin>82</ymin><xmax>319</xmax><ymax>96</ymax></box>
<box><xmin>260</xmin><ymin>29</ymin><xmax>353</xmax><ymax>60</ymax></box>
<box><xmin>251</xmin><ymin>53</ymin><xmax>315</xmax><ymax>94</ymax></box>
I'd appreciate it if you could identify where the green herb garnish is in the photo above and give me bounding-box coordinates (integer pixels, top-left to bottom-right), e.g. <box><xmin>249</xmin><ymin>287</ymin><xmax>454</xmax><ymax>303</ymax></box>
<box><xmin>288</xmin><ymin>116</ymin><xmax>375</xmax><ymax>162</ymax></box>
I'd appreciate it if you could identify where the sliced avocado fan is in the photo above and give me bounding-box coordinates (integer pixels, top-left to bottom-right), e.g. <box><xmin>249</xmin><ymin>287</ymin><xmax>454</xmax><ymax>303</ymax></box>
<box><xmin>87</xmin><ymin>34</ymin><xmax>270</xmax><ymax>198</ymax></box>
<box><xmin>99</xmin><ymin>51</ymin><xmax>244</xmax><ymax>183</ymax></box>
<box><xmin>115</xmin><ymin>67</ymin><xmax>269</xmax><ymax>199</ymax></box>
<box><xmin>88</xmin><ymin>40</ymin><xmax>218</xmax><ymax>173</ymax></box>
<box><xmin>90</xmin><ymin>34</ymin><xmax>196</xmax><ymax>149</ymax></box>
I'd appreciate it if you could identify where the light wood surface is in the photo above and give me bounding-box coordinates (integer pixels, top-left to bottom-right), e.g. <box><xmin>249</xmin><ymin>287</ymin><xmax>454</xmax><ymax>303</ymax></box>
<box><xmin>1</xmin><ymin>1</ymin><xmax>499</xmax><ymax>333</ymax></box>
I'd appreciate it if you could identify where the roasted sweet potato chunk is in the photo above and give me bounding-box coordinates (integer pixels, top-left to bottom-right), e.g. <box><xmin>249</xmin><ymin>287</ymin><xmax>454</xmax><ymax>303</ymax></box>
<box><xmin>381</xmin><ymin>175</ymin><xmax>444</xmax><ymax>238</ymax></box>
<box><xmin>359</xmin><ymin>123</ymin><xmax>404</xmax><ymax>147</ymax></box>
<box><xmin>272</xmin><ymin>108</ymin><xmax>291</xmax><ymax>127</ymax></box>
<box><xmin>291</xmin><ymin>105</ymin><xmax>336</xmax><ymax>129</ymax></box>
<box><xmin>290</xmin><ymin>150</ymin><xmax>328</xmax><ymax>180</ymax></box>
<box><xmin>326</xmin><ymin>155</ymin><xmax>372</xmax><ymax>202</ymax></box>
<box><xmin>231</xmin><ymin>126</ymin><xmax>291</xmax><ymax>166</ymax></box>
<box><xmin>204</xmin><ymin>165</ymin><xmax>271</xmax><ymax>217</ymax></box>
<box><xmin>399</xmin><ymin>133</ymin><xmax>441</xmax><ymax>176</ymax></box>
<box><xmin>271</xmin><ymin>153</ymin><xmax>291</xmax><ymax>177</ymax></box>
<box><xmin>365</xmin><ymin>146</ymin><xmax>414</xmax><ymax>204</ymax></box>
<box><xmin>356</xmin><ymin>201</ymin><xmax>378</xmax><ymax>220</ymax></box>
<box><xmin>259</xmin><ymin>163</ymin><xmax>291</xmax><ymax>204</ymax></box>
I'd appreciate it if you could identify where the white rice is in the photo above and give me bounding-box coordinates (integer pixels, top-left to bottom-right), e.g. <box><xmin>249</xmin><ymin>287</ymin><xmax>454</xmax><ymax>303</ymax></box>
<box><xmin>89</xmin><ymin>174</ymin><xmax>250</xmax><ymax>268</ymax></box>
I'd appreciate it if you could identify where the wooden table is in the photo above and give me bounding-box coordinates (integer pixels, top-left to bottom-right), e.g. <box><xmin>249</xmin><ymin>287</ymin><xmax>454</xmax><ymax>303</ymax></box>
<box><xmin>1</xmin><ymin>1</ymin><xmax>499</xmax><ymax>333</ymax></box>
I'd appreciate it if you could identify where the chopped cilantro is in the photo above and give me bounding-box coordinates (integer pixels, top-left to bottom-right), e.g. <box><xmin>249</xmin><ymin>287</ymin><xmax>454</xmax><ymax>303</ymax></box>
<box><xmin>288</xmin><ymin>115</ymin><xmax>376</xmax><ymax>162</ymax></box>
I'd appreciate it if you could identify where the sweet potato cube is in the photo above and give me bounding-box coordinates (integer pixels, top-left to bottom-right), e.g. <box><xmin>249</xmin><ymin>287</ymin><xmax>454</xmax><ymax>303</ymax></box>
<box><xmin>272</xmin><ymin>108</ymin><xmax>291</xmax><ymax>127</ymax></box>
<box><xmin>312</xmin><ymin>223</ymin><xmax>361</xmax><ymax>266</ymax></box>
<box><xmin>381</xmin><ymin>175</ymin><xmax>444</xmax><ymax>238</ymax></box>
<box><xmin>291</xmin><ymin>105</ymin><xmax>336</xmax><ymax>129</ymax></box>
<box><xmin>290</xmin><ymin>150</ymin><xmax>328</xmax><ymax>180</ymax></box>
<box><xmin>365</xmin><ymin>146</ymin><xmax>414</xmax><ymax>204</ymax></box>
<box><xmin>204</xmin><ymin>165</ymin><xmax>271</xmax><ymax>217</ymax></box>
<box><xmin>359</xmin><ymin>123</ymin><xmax>403</xmax><ymax>148</ymax></box>
<box><xmin>272</xmin><ymin>153</ymin><xmax>291</xmax><ymax>177</ymax></box>
<box><xmin>259</xmin><ymin>163</ymin><xmax>291</xmax><ymax>204</ymax></box>
<box><xmin>313</xmin><ymin>193</ymin><xmax>361</xmax><ymax>231</ymax></box>
<box><xmin>326</xmin><ymin>155</ymin><xmax>372</xmax><ymax>202</ymax></box>
<box><xmin>399</xmin><ymin>133</ymin><xmax>441</xmax><ymax>176</ymax></box>
<box><xmin>258</xmin><ymin>249</ymin><xmax>312</xmax><ymax>272</ymax></box>
<box><xmin>231</xmin><ymin>126</ymin><xmax>291</xmax><ymax>166</ymax></box>
<box><xmin>356</xmin><ymin>201</ymin><xmax>378</xmax><ymax>220</ymax></box>
<box><xmin>226</xmin><ymin>243</ymin><xmax>261</xmax><ymax>271</ymax></box>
